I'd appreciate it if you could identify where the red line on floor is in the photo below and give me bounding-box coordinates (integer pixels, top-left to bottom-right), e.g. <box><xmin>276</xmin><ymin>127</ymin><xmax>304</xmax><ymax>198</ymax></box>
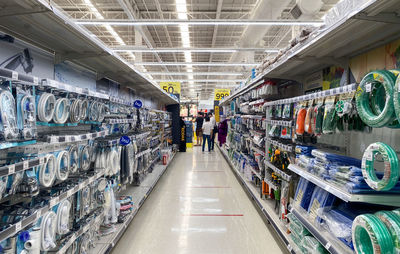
<box><xmin>191</xmin><ymin>186</ymin><xmax>231</xmax><ymax>188</ymax></box>
<box><xmin>192</xmin><ymin>170</ymin><xmax>224</xmax><ymax>172</ymax></box>
<box><xmin>185</xmin><ymin>214</ymin><xmax>244</xmax><ymax>217</ymax></box>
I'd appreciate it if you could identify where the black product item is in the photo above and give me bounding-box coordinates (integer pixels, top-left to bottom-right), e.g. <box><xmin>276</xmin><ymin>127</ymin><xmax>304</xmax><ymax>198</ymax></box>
<box><xmin>179</xmin><ymin>118</ymin><xmax>186</xmax><ymax>152</ymax></box>
<box><xmin>120</xmin><ymin>143</ymin><xmax>134</xmax><ymax>184</ymax></box>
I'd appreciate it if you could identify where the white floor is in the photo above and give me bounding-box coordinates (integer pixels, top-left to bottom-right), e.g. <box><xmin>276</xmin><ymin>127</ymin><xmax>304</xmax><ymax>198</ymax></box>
<box><xmin>112</xmin><ymin>147</ymin><xmax>285</xmax><ymax>254</ymax></box>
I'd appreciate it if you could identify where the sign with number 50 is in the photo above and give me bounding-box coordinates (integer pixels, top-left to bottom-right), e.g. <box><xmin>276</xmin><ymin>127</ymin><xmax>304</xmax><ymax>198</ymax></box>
<box><xmin>214</xmin><ymin>89</ymin><xmax>231</xmax><ymax>101</ymax></box>
<box><xmin>160</xmin><ymin>82</ymin><xmax>181</xmax><ymax>95</ymax></box>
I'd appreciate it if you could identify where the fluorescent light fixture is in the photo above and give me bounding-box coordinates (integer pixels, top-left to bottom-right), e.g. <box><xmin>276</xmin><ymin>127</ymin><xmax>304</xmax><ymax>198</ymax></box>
<box><xmin>142</xmin><ymin>72</ymin><xmax>243</xmax><ymax>76</ymax></box>
<box><xmin>133</xmin><ymin>62</ymin><xmax>260</xmax><ymax>66</ymax></box>
<box><xmin>112</xmin><ymin>48</ymin><xmax>278</xmax><ymax>53</ymax></box>
<box><xmin>155</xmin><ymin>79</ymin><xmax>245</xmax><ymax>82</ymax></box>
<box><xmin>75</xmin><ymin>19</ymin><xmax>324</xmax><ymax>26</ymax></box>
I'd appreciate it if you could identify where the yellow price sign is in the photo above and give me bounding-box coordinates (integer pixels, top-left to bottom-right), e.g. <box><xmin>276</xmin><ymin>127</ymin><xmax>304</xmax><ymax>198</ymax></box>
<box><xmin>160</xmin><ymin>82</ymin><xmax>181</xmax><ymax>94</ymax></box>
<box><xmin>214</xmin><ymin>89</ymin><xmax>230</xmax><ymax>101</ymax></box>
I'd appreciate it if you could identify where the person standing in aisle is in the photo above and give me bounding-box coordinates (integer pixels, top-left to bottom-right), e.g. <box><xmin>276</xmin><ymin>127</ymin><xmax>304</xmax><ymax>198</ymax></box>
<box><xmin>195</xmin><ymin>112</ymin><xmax>204</xmax><ymax>146</ymax></box>
<box><xmin>202</xmin><ymin>116</ymin><xmax>213</xmax><ymax>152</ymax></box>
<box><xmin>209</xmin><ymin>112</ymin><xmax>217</xmax><ymax>151</ymax></box>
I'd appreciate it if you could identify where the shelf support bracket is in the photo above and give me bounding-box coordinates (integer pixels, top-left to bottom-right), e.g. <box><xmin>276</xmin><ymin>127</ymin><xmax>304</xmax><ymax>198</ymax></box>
<box><xmin>353</xmin><ymin>12</ymin><xmax>400</xmax><ymax>24</ymax></box>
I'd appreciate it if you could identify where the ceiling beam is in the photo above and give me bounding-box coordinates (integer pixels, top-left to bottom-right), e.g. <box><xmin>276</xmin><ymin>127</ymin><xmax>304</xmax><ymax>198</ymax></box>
<box><xmin>74</xmin><ymin>19</ymin><xmax>324</xmax><ymax>26</ymax></box>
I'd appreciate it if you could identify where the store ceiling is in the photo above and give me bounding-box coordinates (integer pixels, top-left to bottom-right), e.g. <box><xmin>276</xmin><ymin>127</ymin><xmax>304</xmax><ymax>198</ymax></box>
<box><xmin>11</xmin><ymin>0</ymin><xmax>339</xmax><ymax>100</ymax></box>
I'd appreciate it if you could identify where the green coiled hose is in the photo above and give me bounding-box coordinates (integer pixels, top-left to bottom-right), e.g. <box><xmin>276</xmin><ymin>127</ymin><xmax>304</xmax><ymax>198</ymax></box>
<box><xmin>352</xmin><ymin>214</ymin><xmax>394</xmax><ymax>254</ymax></box>
<box><xmin>375</xmin><ymin>211</ymin><xmax>400</xmax><ymax>252</ymax></box>
<box><xmin>371</xmin><ymin>84</ymin><xmax>400</xmax><ymax>128</ymax></box>
<box><xmin>392</xmin><ymin>72</ymin><xmax>400</xmax><ymax>125</ymax></box>
<box><xmin>361</xmin><ymin>142</ymin><xmax>399</xmax><ymax>191</ymax></box>
<box><xmin>355</xmin><ymin>70</ymin><xmax>397</xmax><ymax>128</ymax></box>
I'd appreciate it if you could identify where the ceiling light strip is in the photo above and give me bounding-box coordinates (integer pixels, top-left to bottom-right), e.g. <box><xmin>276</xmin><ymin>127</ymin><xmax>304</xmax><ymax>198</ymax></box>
<box><xmin>74</xmin><ymin>19</ymin><xmax>324</xmax><ymax>26</ymax></box>
<box><xmin>133</xmin><ymin>62</ymin><xmax>260</xmax><ymax>66</ymax></box>
<box><xmin>142</xmin><ymin>72</ymin><xmax>243</xmax><ymax>76</ymax></box>
<box><xmin>154</xmin><ymin>79</ymin><xmax>245</xmax><ymax>82</ymax></box>
<box><xmin>113</xmin><ymin>48</ymin><xmax>278</xmax><ymax>53</ymax></box>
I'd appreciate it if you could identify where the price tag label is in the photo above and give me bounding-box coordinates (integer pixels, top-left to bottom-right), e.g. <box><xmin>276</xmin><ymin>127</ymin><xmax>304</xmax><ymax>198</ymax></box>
<box><xmin>79</xmin><ymin>182</ymin><xmax>85</xmax><ymax>189</ymax></box>
<box><xmin>8</xmin><ymin>165</ymin><xmax>15</xmax><ymax>175</ymax></box>
<box><xmin>12</xmin><ymin>71</ymin><xmax>18</xmax><ymax>80</ymax></box>
<box><xmin>33</xmin><ymin>77</ymin><xmax>39</xmax><ymax>85</ymax></box>
<box><xmin>325</xmin><ymin>242</ymin><xmax>331</xmax><ymax>249</ymax></box>
<box><xmin>366</xmin><ymin>82</ymin><xmax>372</xmax><ymax>92</ymax></box>
<box><xmin>39</xmin><ymin>157</ymin><xmax>44</xmax><ymax>164</ymax></box>
<box><xmin>67</xmin><ymin>189</ymin><xmax>74</xmax><ymax>197</ymax></box>
<box><xmin>23</xmin><ymin>161</ymin><xmax>29</xmax><ymax>169</ymax></box>
<box><xmin>15</xmin><ymin>221</ymin><xmax>22</xmax><ymax>231</ymax></box>
<box><xmin>49</xmin><ymin>197</ymin><xmax>59</xmax><ymax>207</ymax></box>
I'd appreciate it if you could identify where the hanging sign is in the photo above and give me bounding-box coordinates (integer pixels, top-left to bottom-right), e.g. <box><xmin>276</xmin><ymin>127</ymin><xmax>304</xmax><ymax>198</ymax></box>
<box><xmin>214</xmin><ymin>89</ymin><xmax>230</xmax><ymax>101</ymax></box>
<box><xmin>160</xmin><ymin>82</ymin><xmax>181</xmax><ymax>95</ymax></box>
<box><xmin>119</xmin><ymin>136</ymin><xmax>131</xmax><ymax>146</ymax></box>
<box><xmin>133</xmin><ymin>99</ymin><xmax>143</xmax><ymax>109</ymax></box>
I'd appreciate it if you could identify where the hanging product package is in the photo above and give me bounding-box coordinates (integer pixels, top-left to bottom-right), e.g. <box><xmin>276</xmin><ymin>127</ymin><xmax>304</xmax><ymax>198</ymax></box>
<box><xmin>361</xmin><ymin>142</ymin><xmax>399</xmax><ymax>191</ymax></box>
<box><xmin>295</xmin><ymin>105</ymin><xmax>307</xmax><ymax>135</ymax></box>
<box><xmin>16</xmin><ymin>87</ymin><xmax>36</xmax><ymax>140</ymax></box>
<box><xmin>294</xmin><ymin>178</ymin><xmax>316</xmax><ymax>210</ymax></box>
<box><xmin>282</xmin><ymin>103</ymin><xmax>292</xmax><ymax>119</ymax></box>
<box><xmin>312</xmin><ymin>97</ymin><xmax>325</xmax><ymax>136</ymax></box>
<box><xmin>352</xmin><ymin>214</ymin><xmax>394</xmax><ymax>254</ymax></box>
<box><xmin>322</xmin><ymin>95</ymin><xmax>338</xmax><ymax>134</ymax></box>
<box><xmin>355</xmin><ymin>70</ymin><xmax>396</xmax><ymax>128</ymax></box>
<box><xmin>0</xmin><ymin>88</ymin><xmax>19</xmax><ymax>141</ymax></box>
<box><xmin>305</xmin><ymin>104</ymin><xmax>314</xmax><ymax>135</ymax></box>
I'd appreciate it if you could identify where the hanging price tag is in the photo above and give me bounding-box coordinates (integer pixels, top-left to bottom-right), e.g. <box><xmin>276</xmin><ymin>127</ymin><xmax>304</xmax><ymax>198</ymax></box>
<box><xmin>8</xmin><ymin>165</ymin><xmax>15</xmax><ymax>175</ymax></box>
<box><xmin>366</xmin><ymin>82</ymin><xmax>372</xmax><ymax>92</ymax></box>
<box><xmin>23</xmin><ymin>161</ymin><xmax>29</xmax><ymax>169</ymax></box>
<box><xmin>15</xmin><ymin>221</ymin><xmax>22</xmax><ymax>231</ymax></box>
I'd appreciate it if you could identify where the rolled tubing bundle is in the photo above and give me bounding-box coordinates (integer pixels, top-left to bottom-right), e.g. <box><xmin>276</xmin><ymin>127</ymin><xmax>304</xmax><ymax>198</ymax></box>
<box><xmin>375</xmin><ymin>211</ymin><xmax>400</xmax><ymax>252</ymax></box>
<box><xmin>352</xmin><ymin>214</ymin><xmax>394</xmax><ymax>254</ymax></box>
<box><xmin>355</xmin><ymin>70</ymin><xmax>396</xmax><ymax>128</ymax></box>
<box><xmin>361</xmin><ymin>142</ymin><xmax>399</xmax><ymax>191</ymax></box>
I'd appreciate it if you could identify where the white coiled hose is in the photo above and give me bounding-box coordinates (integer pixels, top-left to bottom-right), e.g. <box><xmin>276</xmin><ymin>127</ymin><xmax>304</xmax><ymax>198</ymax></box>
<box><xmin>40</xmin><ymin>211</ymin><xmax>57</xmax><ymax>251</ymax></box>
<box><xmin>98</xmin><ymin>103</ymin><xmax>106</xmax><ymax>122</ymax></box>
<box><xmin>53</xmin><ymin>98</ymin><xmax>70</xmax><ymax>124</ymax></box>
<box><xmin>0</xmin><ymin>90</ymin><xmax>19</xmax><ymax>140</ymax></box>
<box><xmin>88</xmin><ymin>102</ymin><xmax>99</xmax><ymax>122</ymax></box>
<box><xmin>69</xmin><ymin>99</ymin><xmax>81</xmax><ymax>123</ymax></box>
<box><xmin>39</xmin><ymin>154</ymin><xmax>56</xmax><ymax>188</ymax></box>
<box><xmin>37</xmin><ymin>93</ymin><xmax>56</xmax><ymax>123</ymax></box>
<box><xmin>80</xmin><ymin>145</ymin><xmax>91</xmax><ymax>171</ymax></box>
<box><xmin>56</xmin><ymin>200</ymin><xmax>71</xmax><ymax>235</ymax></box>
<box><xmin>94</xmin><ymin>149</ymin><xmax>107</xmax><ymax>173</ymax></box>
<box><xmin>55</xmin><ymin>151</ymin><xmax>70</xmax><ymax>181</ymax></box>
<box><xmin>80</xmin><ymin>100</ymin><xmax>89</xmax><ymax>121</ymax></box>
<box><xmin>20</xmin><ymin>95</ymin><xmax>36</xmax><ymax>139</ymax></box>
<box><xmin>69</xmin><ymin>145</ymin><xmax>79</xmax><ymax>173</ymax></box>
<box><xmin>107</xmin><ymin>149</ymin><xmax>120</xmax><ymax>176</ymax></box>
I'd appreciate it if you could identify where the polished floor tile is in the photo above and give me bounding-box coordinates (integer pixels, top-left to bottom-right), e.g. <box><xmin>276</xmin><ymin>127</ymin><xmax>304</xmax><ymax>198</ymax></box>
<box><xmin>112</xmin><ymin>147</ymin><xmax>285</xmax><ymax>254</ymax></box>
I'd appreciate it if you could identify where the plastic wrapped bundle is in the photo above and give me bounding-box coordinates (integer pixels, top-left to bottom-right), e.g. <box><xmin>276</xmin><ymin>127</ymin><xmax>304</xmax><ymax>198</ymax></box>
<box><xmin>295</xmin><ymin>145</ymin><xmax>316</xmax><ymax>156</ymax></box>
<box><xmin>312</xmin><ymin>150</ymin><xmax>361</xmax><ymax>167</ymax></box>
<box><xmin>308</xmin><ymin>187</ymin><xmax>336</xmax><ymax>226</ymax></box>
<box><xmin>297</xmin><ymin>155</ymin><xmax>312</xmax><ymax>170</ymax></box>
<box><xmin>375</xmin><ymin>211</ymin><xmax>400</xmax><ymax>252</ymax></box>
<box><xmin>294</xmin><ymin>178</ymin><xmax>316</xmax><ymax>210</ymax></box>
<box><xmin>319</xmin><ymin>208</ymin><xmax>354</xmax><ymax>248</ymax></box>
<box><xmin>287</xmin><ymin>213</ymin><xmax>310</xmax><ymax>237</ymax></box>
<box><xmin>302</xmin><ymin>236</ymin><xmax>329</xmax><ymax>254</ymax></box>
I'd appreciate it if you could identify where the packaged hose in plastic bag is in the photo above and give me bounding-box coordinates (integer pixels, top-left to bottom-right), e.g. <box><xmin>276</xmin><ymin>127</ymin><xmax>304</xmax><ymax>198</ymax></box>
<box><xmin>318</xmin><ymin>207</ymin><xmax>354</xmax><ymax>248</ymax></box>
<box><xmin>287</xmin><ymin>213</ymin><xmax>310</xmax><ymax>237</ymax></box>
<box><xmin>282</xmin><ymin>103</ymin><xmax>292</xmax><ymax>119</ymax></box>
<box><xmin>305</xmin><ymin>106</ymin><xmax>314</xmax><ymax>134</ymax></box>
<box><xmin>312</xmin><ymin>149</ymin><xmax>361</xmax><ymax>167</ymax></box>
<box><xmin>352</xmin><ymin>214</ymin><xmax>394</xmax><ymax>254</ymax></box>
<box><xmin>294</xmin><ymin>178</ymin><xmax>316</xmax><ymax>210</ymax></box>
<box><xmin>313</xmin><ymin>99</ymin><xmax>325</xmax><ymax>136</ymax></box>
<box><xmin>361</xmin><ymin>142</ymin><xmax>399</xmax><ymax>191</ymax></box>
<box><xmin>302</xmin><ymin>236</ymin><xmax>329</xmax><ymax>254</ymax></box>
<box><xmin>308</xmin><ymin>187</ymin><xmax>336</xmax><ymax>226</ymax></box>
<box><xmin>356</xmin><ymin>70</ymin><xmax>397</xmax><ymax>128</ymax></box>
<box><xmin>296</xmin><ymin>105</ymin><xmax>307</xmax><ymax>135</ymax></box>
<box><xmin>295</xmin><ymin>145</ymin><xmax>316</xmax><ymax>156</ymax></box>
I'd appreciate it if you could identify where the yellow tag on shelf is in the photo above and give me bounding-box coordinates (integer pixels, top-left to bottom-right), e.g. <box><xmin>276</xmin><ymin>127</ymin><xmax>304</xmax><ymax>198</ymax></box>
<box><xmin>214</xmin><ymin>89</ymin><xmax>230</xmax><ymax>101</ymax></box>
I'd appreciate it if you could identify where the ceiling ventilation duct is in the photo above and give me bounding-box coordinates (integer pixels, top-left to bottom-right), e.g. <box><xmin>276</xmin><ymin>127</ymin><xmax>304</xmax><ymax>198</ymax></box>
<box><xmin>291</xmin><ymin>0</ymin><xmax>324</xmax><ymax>19</ymax></box>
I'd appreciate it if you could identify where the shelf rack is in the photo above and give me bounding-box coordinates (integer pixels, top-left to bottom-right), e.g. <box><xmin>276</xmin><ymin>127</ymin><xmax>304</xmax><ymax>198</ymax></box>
<box><xmin>266</xmin><ymin>120</ymin><xmax>293</xmax><ymax>127</ymax></box>
<box><xmin>288</xmin><ymin>164</ymin><xmax>400</xmax><ymax>206</ymax></box>
<box><xmin>265</xmin><ymin>161</ymin><xmax>291</xmax><ymax>182</ymax></box>
<box><xmin>0</xmin><ymin>170</ymin><xmax>104</xmax><ymax>243</ymax></box>
<box><xmin>289</xmin><ymin>205</ymin><xmax>353</xmax><ymax>254</ymax></box>
<box><xmin>0</xmin><ymin>157</ymin><xmax>46</xmax><ymax>177</ymax></box>
<box><xmin>218</xmin><ymin>146</ymin><xmax>295</xmax><ymax>254</ymax></box>
<box><xmin>267</xmin><ymin>138</ymin><xmax>294</xmax><ymax>153</ymax></box>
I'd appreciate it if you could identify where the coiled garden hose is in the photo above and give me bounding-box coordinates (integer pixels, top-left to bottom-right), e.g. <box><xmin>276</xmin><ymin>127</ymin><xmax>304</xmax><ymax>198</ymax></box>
<box><xmin>40</xmin><ymin>211</ymin><xmax>57</xmax><ymax>251</ymax></box>
<box><xmin>361</xmin><ymin>142</ymin><xmax>399</xmax><ymax>191</ymax></box>
<box><xmin>98</xmin><ymin>103</ymin><xmax>106</xmax><ymax>122</ymax></box>
<box><xmin>20</xmin><ymin>95</ymin><xmax>36</xmax><ymax>139</ymax></box>
<box><xmin>89</xmin><ymin>102</ymin><xmax>99</xmax><ymax>122</ymax></box>
<box><xmin>296</xmin><ymin>108</ymin><xmax>307</xmax><ymax>135</ymax></box>
<box><xmin>69</xmin><ymin>99</ymin><xmax>81</xmax><ymax>124</ymax></box>
<box><xmin>80</xmin><ymin>100</ymin><xmax>89</xmax><ymax>121</ymax></box>
<box><xmin>80</xmin><ymin>145</ymin><xmax>91</xmax><ymax>171</ymax></box>
<box><xmin>0</xmin><ymin>90</ymin><xmax>19</xmax><ymax>140</ymax></box>
<box><xmin>56</xmin><ymin>200</ymin><xmax>71</xmax><ymax>235</ymax></box>
<box><xmin>39</xmin><ymin>154</ymin><xmax>56</xmax><ymax>188</ymax></box>
<box><xmin>53</xmin><ymin>98</ymin><xmax>70</xmax><ymax>124</ymax></box>
<box><xmin>392</xmin><ymin>73</ymin><xmax>400</xmax><ymax>125</ymax></box>
<box><xmin>37</xmin><ymin>93</ymin><xmax>56</xmax><ymax>123</ymax></box>
<box><xmin>375</xmin><ymin>211</ymin><xmax>400</xmax><ymax>252</ymax></box>
<box><xmin>352</xmin><ymin>214</ymin><xmax>394</xmax><ymax>254</ymax></box>
<box><xmin>356</xmin><ymin>70</ymin><xmax>396</xmax><ymax>128</ymax></box>
<box><xmin>371</xmin><ymin>84</ymin><xmax>400</xmax><ymax>128</ymax></box>
<box><xmin>55</xmin><ymin>151</ymin><xmax>70</xmax><ymax>181</ymax></box>
<box><xmin>107</xmin><ymin>149</ymin><xmax>120</xmax><ymax>176</ymax></box>
<box><xmin>69</xmin><ymin>145</ymin><xmax>79</xmax><ymax>173</ymax></box>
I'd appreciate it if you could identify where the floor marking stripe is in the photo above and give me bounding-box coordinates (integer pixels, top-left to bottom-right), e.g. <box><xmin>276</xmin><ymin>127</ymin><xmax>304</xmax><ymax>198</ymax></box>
<box><xmin>191</xmin><ymin>186</ymin><xmax>231</xmax><ymax>188</ymax></box>
<box><xmin>185</xmin><ymin>214</ymin><xmax>244</xmax><ymax>217</ymax></box>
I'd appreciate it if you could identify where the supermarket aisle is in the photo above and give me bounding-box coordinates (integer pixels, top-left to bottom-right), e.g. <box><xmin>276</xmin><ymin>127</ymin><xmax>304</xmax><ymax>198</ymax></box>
<box><xmin>112</xmin><ymin>147</ymin><xmax>285</xmax><ymax>254</ymax></box>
